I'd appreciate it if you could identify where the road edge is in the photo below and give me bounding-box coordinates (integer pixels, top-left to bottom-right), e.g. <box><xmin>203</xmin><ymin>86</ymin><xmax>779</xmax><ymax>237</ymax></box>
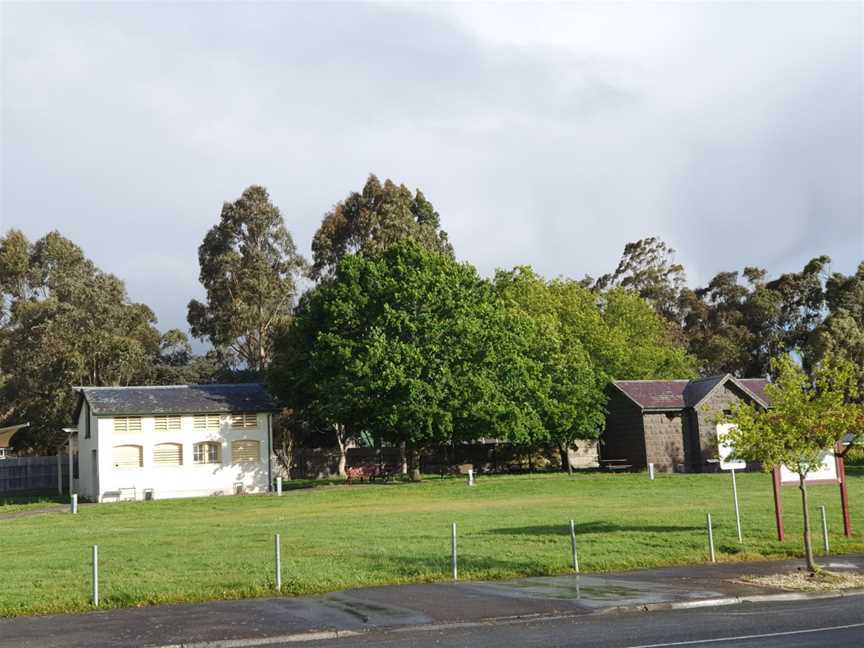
<box><xmin>149</xmin><ymin>588</ymin><xmax>864</xmax><ymax>648</ymax></box>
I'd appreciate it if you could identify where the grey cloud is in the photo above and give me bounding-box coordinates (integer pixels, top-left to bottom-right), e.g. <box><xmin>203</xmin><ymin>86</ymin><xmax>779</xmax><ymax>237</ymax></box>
<box><xmin>1</xmin><ymin>2</ymin><xmax>861</xmax><ymax>346</ymax></box>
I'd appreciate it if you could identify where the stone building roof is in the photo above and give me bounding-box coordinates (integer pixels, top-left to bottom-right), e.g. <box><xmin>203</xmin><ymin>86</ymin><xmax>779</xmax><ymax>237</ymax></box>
<box><xmin>613</xmin><ymin>375</ymin><xmax>770</xmax><ymax>411</ymax></box>
<box><xmin>73</xmin><ymin>384</ymin><xmax>276</xmax><ymax>420</ymax></box>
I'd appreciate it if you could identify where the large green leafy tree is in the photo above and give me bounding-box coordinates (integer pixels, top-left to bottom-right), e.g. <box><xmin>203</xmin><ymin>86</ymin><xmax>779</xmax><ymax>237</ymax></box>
<box><xmin>310</xmin><ymin>174</ymin><xmax>452</xmax><ymax>280</ymax></box>
<box><xmin>725</xmin><ymin>356</ymin><xmax>861</xmax><ymax>572</ymax></box>
<box><xmin>188</xmin><ymin>186</ymin><xmax>306</xmax><ymax>372</ymax></box>
<box><xmin>270</xmin><ymin>241</ymin><xmax>537</xmax><ymax>478</ymax></box>
<box><xmin>0</xmin><ymin>230</ymin><xmax>174</xmax><ymax>450</ymax></box>
<box><xmin>493</xmin><ymin>268</ymin><xmax>607</xmax><ymax>472</ymax></box>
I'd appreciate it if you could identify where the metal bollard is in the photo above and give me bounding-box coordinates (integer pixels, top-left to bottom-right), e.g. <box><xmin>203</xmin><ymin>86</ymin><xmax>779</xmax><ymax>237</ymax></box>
<box><xmin>569</xmin><ymin>519</ymin><xmax>579</xmax><ymax>573</ymax></box>
<box><xmin>820</xmin><ymin>506</ymin><xmax>829</xmax><ymax>555</ymax></box>
<box><xmin>648</xmin><ymin>463</ymin><xmax>655</xmax><ymax>481</ymax></box>
<box><xmin>274</xmin><ymin>533</ymin><xmax>282</xmax><ymax>591</ymax></box>
<box><xmin>451</xmin><ymin>522</ymin><xmax>458</xmax><ymax>580</ymax></box>
<box><xmin>71</xmin><ymin>493</ymin><xmax>78</xmax><ymax>515</ymax></box>
<box><xmin>706</xmin><ymin>513</ymin><xmax>716</xmax><ymax>563</ymax></box>
<box><xmin>92</xmin><ymin>545</ymin><xmax>99</xmax><ymax>606</ymax></box>
<box><xmin>276</xmin><ymin>477</ymin><xmax>282</xmax><ymax>497</ymax></box>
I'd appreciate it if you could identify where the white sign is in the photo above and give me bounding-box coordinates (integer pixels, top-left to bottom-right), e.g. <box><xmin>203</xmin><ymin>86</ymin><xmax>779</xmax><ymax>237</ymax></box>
<box><xmin>716</xmin><ymin>423</ymin><xmax>746</xmax><ymax>471</ymax></box>
<box><xmin>779</xmin><ymin>451</ymin><xmax>838</xmax><ymax>485</ymax></box>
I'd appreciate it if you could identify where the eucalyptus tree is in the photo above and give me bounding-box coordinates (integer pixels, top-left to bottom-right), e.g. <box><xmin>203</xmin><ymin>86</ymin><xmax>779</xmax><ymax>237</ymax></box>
<box><xmin>310</xmin><ymin>174</ymin><xmax>452</xmax><ymax>280</ymax></box>
<box><xmin>188</xmin><ymin>185</ymin><xmax>306</xmax><ymax>372</ymax></box>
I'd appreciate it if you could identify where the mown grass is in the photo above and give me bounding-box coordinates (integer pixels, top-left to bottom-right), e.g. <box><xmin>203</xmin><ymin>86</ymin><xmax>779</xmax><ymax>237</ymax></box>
<box><xmin>0</xmin><ymin>492</ymin><xmax>67</xmax><ymax>513</ymax></box>
<box><xmin>1</xmin><ymin>470</ymin><xmax>862</xmax><ymax>617</ymax></box>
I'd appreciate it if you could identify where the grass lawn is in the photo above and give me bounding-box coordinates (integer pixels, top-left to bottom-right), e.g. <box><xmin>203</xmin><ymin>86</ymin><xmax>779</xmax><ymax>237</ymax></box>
<box><xmin>0</xmin><ymin>492</ymin><xmax>67</xmax><ymax>514</ymax></box>
<box><xmin>1</xmin><ymin>470</ymin><xmax>862</xmax><ymax>617</ymax></box>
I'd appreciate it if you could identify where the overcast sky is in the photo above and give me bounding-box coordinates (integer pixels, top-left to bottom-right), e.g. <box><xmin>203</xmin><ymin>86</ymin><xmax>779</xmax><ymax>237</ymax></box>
<box><xmin>2</xmin><ymin>1</ymin><xmax>862</xmax><ymax>346</ymax></box>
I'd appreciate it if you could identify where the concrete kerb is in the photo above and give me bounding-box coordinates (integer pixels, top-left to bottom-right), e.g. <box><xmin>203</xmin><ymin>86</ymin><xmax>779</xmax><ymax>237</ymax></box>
<box><xmin>146</xmin><ymin>589</ymin><xmax>864</xmax><ymax>648</ymax></box>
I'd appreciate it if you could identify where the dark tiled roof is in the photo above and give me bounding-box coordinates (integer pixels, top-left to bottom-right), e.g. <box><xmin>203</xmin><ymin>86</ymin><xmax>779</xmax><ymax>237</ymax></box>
<box><xmin>77</xmin><ymin>384</ymin><xmax>276</xmax><ymax>416</ymax></box>
<box><xmin>613</xmin><ymin>380</ymin><xmax>690</xmax><ymax>409</ymax></box>
<box><xmin>736</xmin><ymin>378</ymin><xmax>771</xmax><ymax>406</ymax></box>
<box><xmin>614</xmin><ymin>376</ymin><xmax>771</xmax><ymax>410</ymax></box>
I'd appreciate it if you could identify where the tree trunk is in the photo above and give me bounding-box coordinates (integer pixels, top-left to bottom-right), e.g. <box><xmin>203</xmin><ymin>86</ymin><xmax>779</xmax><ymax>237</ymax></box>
<box><xmin>799</xmin><ymin>473</ymin><xmax>818</xmax><ymax>573</ymax></box>
<box><xmin>335</xmin><ymin>424</ymin><xmax>348</xmax><ymax>478</ymax></box>
<box><xmin>408</xmin><ymin>444</ymin><xmax>421</xmax><ymax>481</ymax></box>
<box><xmin>558</xmin><ymin>444</ymin><xmax>572</xmax><ymax>474</ymax></box>
<box><xmin>399</xmin><ymin>441</ymin><xmax>408</xmax><ymax>476</ymax></box>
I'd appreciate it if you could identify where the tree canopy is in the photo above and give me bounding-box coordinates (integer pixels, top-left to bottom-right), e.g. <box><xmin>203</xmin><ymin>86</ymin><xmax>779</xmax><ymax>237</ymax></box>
<box><xmin>725</xmin><ymin>355</ymin><xmax>862</xmax><ymax>571</ymax></box>
<box><xmin>270</xmin><ymin>240</ymin><xmax>539</xmax><ymax>476</ymax></box>
<box><xmin>310</xmin><ymin>174</ymin><xmax>452</xmax><ymax>280</ymax></box>
<box><xmin>0</xmin><ymin>230</ymin><xmax>205</xmax><ymax>450</ymax></box>
<box><xmin>188</xmin><ymin>185</ymin><xmax>306</xmax><ymax>372</ymax></box>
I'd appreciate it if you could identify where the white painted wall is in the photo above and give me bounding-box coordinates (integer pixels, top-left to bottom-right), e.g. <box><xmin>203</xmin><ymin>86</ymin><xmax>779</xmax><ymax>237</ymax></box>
<box><xmin>78</xmin><ymin>410</ymin><xmax>271</xmax><ymax>502</ymax></box>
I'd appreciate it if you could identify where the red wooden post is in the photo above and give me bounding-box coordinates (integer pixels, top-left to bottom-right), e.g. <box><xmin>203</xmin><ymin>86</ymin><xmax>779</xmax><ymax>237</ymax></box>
<box><xmin>772</xmin><ymin>465</ymin><xmax>785</xmax><ymax>542</ymax></box>
<box><xmin>836</xmin><ymin>448</ymin><xmax>852</xmax><ymax>537</ymax></box>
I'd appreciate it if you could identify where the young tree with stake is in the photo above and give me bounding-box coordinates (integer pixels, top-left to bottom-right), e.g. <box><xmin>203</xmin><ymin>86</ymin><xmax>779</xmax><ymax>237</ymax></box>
<box><xmin>725</xmin><ymin>355</ymin><xmax>861</xmax><ymax>572</ymax></box>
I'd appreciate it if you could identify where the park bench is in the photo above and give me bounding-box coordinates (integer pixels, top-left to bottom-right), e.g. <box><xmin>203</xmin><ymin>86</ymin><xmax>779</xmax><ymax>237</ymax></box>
<box><xmin>346</xmin><ymin>463</ymin><xmax>395</xmax><ymax>484</ymax></box>
<box><xmin>599</xmin><ymin>459</ymin><xmax>633</xmax><ymax>472</ymax></box>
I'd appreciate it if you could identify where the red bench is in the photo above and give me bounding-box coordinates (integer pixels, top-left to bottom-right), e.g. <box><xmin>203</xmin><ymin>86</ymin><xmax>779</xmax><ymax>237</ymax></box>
<box><xmin>346</xmin><ymin>464</ymin><xmax>395</xmax><ymax>484</ymax></box>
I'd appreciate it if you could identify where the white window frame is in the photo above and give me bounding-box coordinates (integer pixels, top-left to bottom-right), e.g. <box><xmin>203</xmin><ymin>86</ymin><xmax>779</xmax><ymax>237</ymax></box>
<box><xmin>193</xmin><ymin>442</ymin><xmax>221</xmax><ymax>465</ymax></box>
<box><xmin>230</xmin><ymin>413</ymin><xmax>257</xmax><ymax>429</ymax></box>
<box><xmin>193</xmin><ymin>414</ymin><xmax>221</xmax><ymax>431</ymax></box>
<box><xmin>154</xmin><ymin>415</ymin><xmax>182</xmax><ymax>432</ymax></box>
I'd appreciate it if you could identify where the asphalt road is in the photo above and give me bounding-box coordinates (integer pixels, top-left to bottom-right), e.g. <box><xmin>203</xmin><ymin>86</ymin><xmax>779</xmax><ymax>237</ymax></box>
<box><xmin>303</xmin><ymin>596</ymin><xmax>864</xmax><ymax>648</ymax></box>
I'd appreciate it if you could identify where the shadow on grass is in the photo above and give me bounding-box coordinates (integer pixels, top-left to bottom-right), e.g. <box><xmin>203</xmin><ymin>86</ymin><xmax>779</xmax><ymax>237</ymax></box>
<box><xmin>485</xmin><ymin>521</ymin><xmax>704</xmax><ymax>536</ymax></box>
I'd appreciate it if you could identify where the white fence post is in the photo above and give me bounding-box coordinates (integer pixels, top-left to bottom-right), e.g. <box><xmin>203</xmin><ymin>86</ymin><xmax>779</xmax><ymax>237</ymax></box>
<box><xmin>569</xmin><ymin>519</ymin><xmax>579</xmax><ymax>573</ymax></box>
<box><xmin>91</xmin><ymin>545</ymin><xmax>99</xmax><ymax>606</ymax></box>
<box><xmin>276</xmin><ymin>477</ymin><xmax>282</xmax><ymax>497</ymax></box>
<box><xmin>71</xmin><ymin>493</ymin><xmax>78</xmax><ymax>515</ymax></box>
<box><xmin>451</xmin><ymin>522</ymin><xmax>458</xmax><ymax>580</ymax></box>
<box><xmin>706</xmin><ymin>513</ymin><xmax>716</xmax><ymax>563</ymax></box>
<box><xmin>648</xmin><ymin>463</ymin><xmax>655</xmax><ymax>480</ymax></box>
<box><xmin>820</xmin><ymin>506</ymin><xmax>829</xmax><ymax>555</ymax></box>
<box><xmin>274</xmin><ymin>533</ymin><xmax>282</xmax><ymax>591</ymax></box>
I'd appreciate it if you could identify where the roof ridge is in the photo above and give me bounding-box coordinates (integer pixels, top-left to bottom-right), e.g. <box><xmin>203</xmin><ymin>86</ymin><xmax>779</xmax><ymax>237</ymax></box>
<box><xmin>78</xmin><ymin>383</ymin><xmax>263</xmax><ymax>390</ymax></box>
<box><xmin>613</xmin><ymin>379</ymin><xmax>691</xmax><ymax>383</ymax></box>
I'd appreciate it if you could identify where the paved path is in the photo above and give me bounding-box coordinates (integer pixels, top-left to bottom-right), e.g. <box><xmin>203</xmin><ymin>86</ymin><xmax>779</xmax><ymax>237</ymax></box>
<box><xmin>1</xmin><ymin>555</ymin><xmax>862</xmax><ymax>648</ymax></box>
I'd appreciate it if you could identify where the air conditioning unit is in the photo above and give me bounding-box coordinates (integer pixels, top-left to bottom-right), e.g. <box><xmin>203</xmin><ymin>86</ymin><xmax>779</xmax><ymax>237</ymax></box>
<box><xmin>233</xmin><ymin>482</ymin><xmax>245</xmax><ymax>496</ymax></box>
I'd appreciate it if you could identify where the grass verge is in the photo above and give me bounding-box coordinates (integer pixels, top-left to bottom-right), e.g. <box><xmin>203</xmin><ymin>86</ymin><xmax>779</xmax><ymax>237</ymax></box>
<box><xmin>1</xmin><ymin>470</ymin><xmax>862</xmax><ymax>617</ymax></box>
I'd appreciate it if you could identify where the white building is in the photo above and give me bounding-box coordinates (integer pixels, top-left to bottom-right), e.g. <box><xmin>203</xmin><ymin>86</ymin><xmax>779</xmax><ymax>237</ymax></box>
<box><xmin>72</xmin><ymin>384</ymin><xmax>276</xmax><ymax>502</ymax></box>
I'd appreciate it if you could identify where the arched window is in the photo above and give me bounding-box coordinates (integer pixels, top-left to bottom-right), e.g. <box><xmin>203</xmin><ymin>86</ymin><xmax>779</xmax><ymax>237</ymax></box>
<box><xmin>231</xmin><ymin>440</ymin><xmax>260</xmax><ymax>464</ymax></box>
<box><xmin>113</xmin><ymin>445</ymin><xmax>143</xmax><ymax>469</ymax></box>
<box><xmin>154</xmin><ymin>443</ymin><xmax>183</xmax><ymax>466</ymax></box>
<box><xmin>193</xmin><ymin>442</ymin><xmax>221</xmax><ymax>465</ymax></box>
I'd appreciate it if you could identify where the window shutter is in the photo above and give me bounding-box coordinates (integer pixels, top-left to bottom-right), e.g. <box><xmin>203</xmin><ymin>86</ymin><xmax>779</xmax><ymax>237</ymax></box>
<box><xmin>231</xmin><ymin>413</ymin><xmax>257</xmax><ymax>429</ymax></box>
<box><xmin>154</xmin><ymin>416</ymin><xmax>182</xmax><ymax>432</ymax></box>
<box><xmin>232</xmin><ymin>440</ymin><xmax>260</xmax><ymax>463</ymax></box>
<box><xmin>193</xmin><ymin>414</ymin><xmax>221</xmax><ymax>430</ymax></box>
<box><xmin>154</xmin><ymin>443</ymin><xmax>182</xmax><ymax>465</ymax></box>
<box><xmin>113</xmin><ymin>445</ymin><xmax>142</xmax><ymax>469</ymax></box>
<box><xmin>114</xmin><ymin>417</ymin><xmax>142</xmax><ymax>433</ymax></box>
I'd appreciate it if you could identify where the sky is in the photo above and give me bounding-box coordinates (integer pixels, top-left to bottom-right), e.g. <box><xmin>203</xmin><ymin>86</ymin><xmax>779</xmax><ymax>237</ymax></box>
<box><xmin>1</xmin><ymin>1</ymin><xmax>862</xmax><ymax>347</ymax></box>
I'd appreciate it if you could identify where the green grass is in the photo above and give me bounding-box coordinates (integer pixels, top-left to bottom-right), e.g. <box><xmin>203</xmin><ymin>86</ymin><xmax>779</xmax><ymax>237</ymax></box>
<box><xmin>1</xmin><ymin>470</ymin><xmax>862</xmax><ymax>617</ymax></box>
<box><xmin>0</xmin><ymin>492</ymin><xmax>67</xmax><ymax>513</ymax></box>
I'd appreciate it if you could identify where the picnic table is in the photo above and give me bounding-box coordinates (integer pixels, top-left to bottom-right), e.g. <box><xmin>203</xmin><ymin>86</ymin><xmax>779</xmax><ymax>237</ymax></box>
<box><xmin>599</xmin><ymin>459</ymin><xmax>633</xmax><ymax>472</ymax></box>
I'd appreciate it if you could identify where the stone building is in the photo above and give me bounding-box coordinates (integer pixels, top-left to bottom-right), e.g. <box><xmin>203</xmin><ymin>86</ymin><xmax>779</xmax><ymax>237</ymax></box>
<box><xmin>601</xmin><ymin>375</ymin><xmax>770</xmax><ymax>472</ymax></box>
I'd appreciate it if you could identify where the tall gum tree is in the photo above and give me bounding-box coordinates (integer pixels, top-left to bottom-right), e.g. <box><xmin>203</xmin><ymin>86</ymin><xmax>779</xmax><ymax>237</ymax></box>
<box><xmin>310</xmin><ymin>174</ymin><xmax>452</xmax><ymax>280</ymax></box>
<box><xmin>188</xmin><ymin>186</ymin><xmax>306</xmax><ymax>372</ymax></box>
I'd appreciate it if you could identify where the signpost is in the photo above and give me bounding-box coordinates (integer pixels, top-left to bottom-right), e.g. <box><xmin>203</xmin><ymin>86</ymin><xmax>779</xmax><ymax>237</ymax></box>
<box><xmin>772</xmin><ymin>450</ymin><xmax>849</xmax><ymax>542</ymax></box>
<box><xmin>717</xmin><ymin>424</ymin><xmax>745</xmax><ymax>542</ymax></box>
